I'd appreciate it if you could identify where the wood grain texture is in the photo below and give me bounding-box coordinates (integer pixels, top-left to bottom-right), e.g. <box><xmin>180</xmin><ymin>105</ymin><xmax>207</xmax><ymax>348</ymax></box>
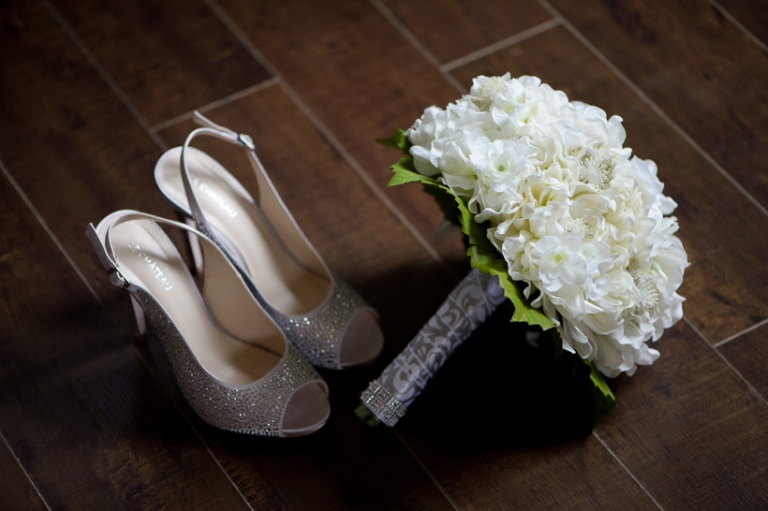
<box><xmin>451</xmin><ymin>25</ymin><xmax>768</xmax><ymax>344</ymax></box>
<box><xmin>0</xmin><ymin>3</ymin><xmax>275</xmax><ymax>508</ymax></box>
<box><xmin>712</xmin><ymin>0</ymin><xmax>768</xmax><ymax>48</ymax></box>
<box><xmin>396</xmin><ymin>314</ymin><xmax>661</xmax><ymax>511</ymax></box>
<box><xmin>0</xmin><ymin>175</ymin><xmax>254</xmax><ymax>510</ymax></box>
<box><xmin>0</xmin><ymin>0</ymin><xmax>172</xmax><ymax>329</ymax></box>
<box><xmin>49</xmin><ymin>0</ymin><xmax>271</xmax><ymax>126</ymax></box>
<box><xmin>546</xmin><ymin>0</ymin><xmax>768</xmax><ymax>210</ymax></box>
<box><xmin>596</xmin><ymin>321</ymin><xmax>768</xmax><ymax>510</ymax></box>
<box><xmin>155</xmin><ymin>86</ymin><xmax>457</xmax><ymax>352</ymax></box>
<box><xmin>0</xmin><ymin>440</ymin><xmax>47</xmax><ymax>511</ymax></box>
<box><xmin>718</xmin><ymin>323</ymin><xmax>768</xmax><ymax>402</ymax></box>
<box><xmin>212</xmin><ymin>0</ymin><xmax>471</xmax><ymax>271</ymax></box>
<box><xmin>153</xmin><ymin>87</ymin><xmax>457</xmax><ymax>511</ymax></box>
<box><xmin>380</xmin><ymin>0</ymin><xmax>553</xmax><ymax>64</ymax></box>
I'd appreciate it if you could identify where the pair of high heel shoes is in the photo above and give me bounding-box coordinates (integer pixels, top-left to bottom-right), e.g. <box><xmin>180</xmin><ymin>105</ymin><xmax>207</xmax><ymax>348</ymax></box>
<box><xmin>87</xmin><ymin>113</ymin><xmax>383</xmax><ymax>437</ymax></box>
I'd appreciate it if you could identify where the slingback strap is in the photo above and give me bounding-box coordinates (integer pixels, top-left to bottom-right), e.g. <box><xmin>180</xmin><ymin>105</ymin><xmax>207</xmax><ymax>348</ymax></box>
<box><xmin>181</xmin><ymin>112</ymin><xmax>256</xmax><ymax>240</ymax></box>
<box><xmin>192</xmin><ymin>111</ymin><xmax>256</xmax><ymax>151</ymax></box>
<box><xmin>179</xmin><ymin>112</ymin><xmax>328</xmax><ymax>283</ymax></box>
<box><xmin>86</xmin><ymin>211</ymin><xmax>209</xmax><ymax>289</ymax></box>
<box><xmin>86</xmin><ymin>223</ymin><xmax>129</xmax><ymax>288</ymax></box>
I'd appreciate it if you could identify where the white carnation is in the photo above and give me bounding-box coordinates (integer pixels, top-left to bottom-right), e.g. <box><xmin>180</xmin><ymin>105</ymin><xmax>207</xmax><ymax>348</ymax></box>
<box><xmin>406</xmin><ymin>74</ymin><xmax>689</xmax><ymax>377</ymax></box>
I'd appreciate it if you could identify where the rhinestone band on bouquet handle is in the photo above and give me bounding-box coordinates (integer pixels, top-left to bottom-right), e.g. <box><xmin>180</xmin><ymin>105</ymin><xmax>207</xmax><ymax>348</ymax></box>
<box><xmin>358</xmin><ymin>74</ymin><xmax>688</xmax><ymax>428</ymax></box>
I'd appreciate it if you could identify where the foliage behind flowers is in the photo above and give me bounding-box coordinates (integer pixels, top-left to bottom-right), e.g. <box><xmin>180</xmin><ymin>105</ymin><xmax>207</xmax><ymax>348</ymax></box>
<box><xmin>385</xmin><ymin>74</ymin><xmax>688</xmax><ymax>378</ymax></box>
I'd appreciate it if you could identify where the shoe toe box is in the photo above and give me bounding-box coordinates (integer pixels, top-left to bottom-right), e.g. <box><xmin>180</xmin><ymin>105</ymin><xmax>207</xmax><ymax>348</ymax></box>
<box><xmin>338</xmin><ymin>308</ymin><xmax>384</xmax><ymax>369</ymax></box>
<box><xmin>281</xmin><ymin>380</ymin><xmax>330</xmax><ymax>437</ymax></box>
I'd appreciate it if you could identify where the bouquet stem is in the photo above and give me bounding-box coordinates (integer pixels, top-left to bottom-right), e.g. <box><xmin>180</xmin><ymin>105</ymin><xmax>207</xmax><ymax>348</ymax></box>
<box><xmin>359</xmin><ymin>269</ymin><xmax>507</xmax><ymax>427</ymax></box>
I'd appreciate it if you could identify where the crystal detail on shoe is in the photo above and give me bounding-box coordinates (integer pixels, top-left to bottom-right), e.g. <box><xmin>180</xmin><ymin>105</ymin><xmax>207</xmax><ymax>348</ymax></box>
<box><xmin>266</xmin><ymin>273</ymin><xmax>372</xmax><ymax>370</ymax></box>
<box><xmin>361</xmin><ymin>380</ymin><xmax>406</xmax><ymax>427</ymax></box>
<box><xmin>134</xmin><ymin>288</ymin><xmax>323</xmax><ymax>437</ymax></box>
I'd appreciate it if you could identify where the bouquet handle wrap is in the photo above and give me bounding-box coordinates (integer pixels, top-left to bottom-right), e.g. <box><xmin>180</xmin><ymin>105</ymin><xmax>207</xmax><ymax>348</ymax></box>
<box><xmin>360</xmin><ymin>269</ymin><xmax>507</xmax><ymax>427</ymax></box>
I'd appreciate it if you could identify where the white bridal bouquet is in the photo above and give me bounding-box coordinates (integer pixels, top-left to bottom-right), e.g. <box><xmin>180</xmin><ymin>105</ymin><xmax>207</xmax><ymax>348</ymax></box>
<box><xmin>360</xmin><ymin>74</ymin><xmax>688</xmax><ymax>427</ymax></box>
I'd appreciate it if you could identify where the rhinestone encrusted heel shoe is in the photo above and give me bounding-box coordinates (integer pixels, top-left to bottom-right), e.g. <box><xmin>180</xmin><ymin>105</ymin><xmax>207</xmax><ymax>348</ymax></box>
<box><xmin>87</xmin><ymin>210</ymin><xmax>330</xmax><ymax>437</ymax></box>
<box><xmin>154</xmin><ymin>112</ymin><xmax>384</xmax><ymax>370</ymax></box>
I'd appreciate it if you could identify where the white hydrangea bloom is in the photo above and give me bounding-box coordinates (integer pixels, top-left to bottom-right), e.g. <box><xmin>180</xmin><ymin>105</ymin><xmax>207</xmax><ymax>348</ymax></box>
<box><xmin>406</xmin><ymin>74</ymin><xmax>688</xmax><ymax>377</ymax></box>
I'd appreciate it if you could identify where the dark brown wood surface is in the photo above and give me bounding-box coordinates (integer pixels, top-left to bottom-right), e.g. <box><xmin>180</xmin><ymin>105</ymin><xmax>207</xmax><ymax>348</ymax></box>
<box><xmin>1</xmin><ymin>0</ymin><xmax>766</xmax><ymax>509</ymax></box>
<box><xmin>0</xmin><ymin>432</ymin><xmax>47</xmax><ymax>511</ymax></box>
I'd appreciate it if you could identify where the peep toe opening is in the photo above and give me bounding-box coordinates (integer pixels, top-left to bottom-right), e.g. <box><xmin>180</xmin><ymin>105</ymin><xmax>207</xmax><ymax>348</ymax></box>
<box><xmin>87</xmin><ymin>210</ymin><xmax>330</xmax><ymax>436</ymax></box>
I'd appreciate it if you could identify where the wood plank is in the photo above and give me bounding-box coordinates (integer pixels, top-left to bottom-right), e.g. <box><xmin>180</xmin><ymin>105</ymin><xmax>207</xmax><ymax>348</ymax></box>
<box><xmin>547</xmin><ymin>0</ymin><xmax>768</xmax><ymax>210</ymax></box>
<box><xmin>711</xmin><ymin>0</ymin><xmax>768</xmax><ymax>50</ymax></box>
<box><xmin>450</xmin><ymin>26</ymin><xmax>768</xmax><ymax>509</ymax></box>
<box><xmin>212</xmin><ymin>0</ymin><xmax>471</xmax><ymax>271</ymax></box>
<box><xmin>718</xmin><ymin>324</ymin><xmax>768</xmax><ymax>402</ymax></box>
<box><xmin>0</xmin><ymin>0</ymin><xmax>172</xmax><ymax>330</ymax></box>
<box><xmin>451</xmin><ymin>25</ymin><xmax>768</xmax><ymax>344</ymax></box>
<box><xmin>0</xmin><ymin>2</ymin><xmax>273</xmax><ymax>508</ymax></box>
<box><xmin>380</xmin><ymin>0</ymin><xmax>553</xmax><ymax>64</ymax></box>
<box><xmin>0</xmin><ymin>440</ymin><xmax>47</xmax><ymax>511</ymax></box>
<box><xmin>396</xmin><ymin>313</ymin><xmax>661</xmax><ymax>511</ymax></box>
<box><xmin>0</xmin><ymin>175</ymin><xmax>257</xmax><ymax>510</ymax></box>
<box><xmin>49</xmin><ymin>0</ymin><xmax>271</xmax><ymax>126</ymax></box>
<box><xmin>153</xmin><ymin>86</ymin><xmax>457</xmax><ymax>511</ymax></box>
<box><xmin>597</xmin><ymin>322</ymin><xmax>768</xmax><ymax>510</ymax></box>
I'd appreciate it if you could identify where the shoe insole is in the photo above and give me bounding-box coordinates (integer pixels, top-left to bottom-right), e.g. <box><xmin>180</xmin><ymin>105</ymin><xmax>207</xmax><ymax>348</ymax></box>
<box><xmin>156</xmin><ymin>147</ymin><xmax>332</xmax><ymax>316</ymax></box>
<box><xmin>108</xmin><ymin>219</ymin><xmax>283</xmax><ymax>386</ymax></box>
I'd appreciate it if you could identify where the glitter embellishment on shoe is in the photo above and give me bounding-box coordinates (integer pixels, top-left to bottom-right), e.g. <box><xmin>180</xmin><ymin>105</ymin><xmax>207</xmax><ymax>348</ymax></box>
<box><xmin>154</xmin><ymin>112</ymin><xmax>384</xmax><ymax>369</ymax></box>
<box><xmin>87</xmin><ymin>210</ymin><xmax>330</xmax><ymax>436</ymax></box>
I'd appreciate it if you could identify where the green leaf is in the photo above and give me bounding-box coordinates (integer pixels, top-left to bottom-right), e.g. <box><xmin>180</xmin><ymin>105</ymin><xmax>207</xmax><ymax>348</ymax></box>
<box><xmin>376</xmin><ymin>129</ymin><xmax>410</xmax><ymax>151</ymax></box>
<box><xmin>387</xmin><ymin>156</ymin><xmax>437</xmax><ymax>187</ymax></box>
<box><xmin>454</xmin><ymin>192</ymin><xmax>475</xmax><ymax>237</ymax></box>
<box><xmin>380</xmin><ymin>130</ymin><xmax>554</xmax><ymax>332</ymax></box>
<box><xmin>354</xmin><ymin>403</ymin><xmax>381</xmax><ymax>427</ymax></box>
<box><xmin>421</xmin><ymin>180</ymin><xmax>494</xmax><ymax>250</ymax></box>
<box><xmin>588</xmin><ymin>362</ymin><xmax>615</xmax><ymax>402</ymax></box>
<box><xmin>422</xmin><ymin>184</ymin><xmax>462</xmax><ymax>227</ymax></box>
<box><xmin>466</xmin><ymin>244</ymin><xmax>506</xmax><ymax>274</ymax></box>
<box><xmin>375</xmin><ymin>131</ymin><xmax>618</xmax><ymax>430</ymax></box>
<box><xmin>468</xmin><ymin>246</ymin><xmax>555</xmax><ymax>330</ymax></box>
<box><xmin>495</xmin><ymin>271</ymin><xmax>555</xmax><ymax>330</ymax></box>
<box><xmin>588</xmin><ymin>362</ymin><xmax>616</xmax><ymax>425</ymax></box>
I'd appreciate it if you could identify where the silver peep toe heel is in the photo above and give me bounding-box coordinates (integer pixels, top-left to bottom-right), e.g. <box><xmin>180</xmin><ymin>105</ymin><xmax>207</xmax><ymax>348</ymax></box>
<box><xmin>154</xmin><ymin>112</ymin><xmax>384</xmax><ymax>370</ymax></box>
<box><xmin>87</xmin><ymin>210</ymin><xmax>330</xmax><ymax>436</ymax></box>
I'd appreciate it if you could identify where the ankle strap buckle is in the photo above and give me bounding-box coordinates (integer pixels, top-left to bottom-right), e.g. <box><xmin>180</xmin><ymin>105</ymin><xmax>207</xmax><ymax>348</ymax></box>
<box><xmin>108</xmin><ymin>267</ymin><xmax>131</xmax><ymax>289</ymax></box>
<box><xmin>193</xmin><ymin>111</ymin><xmax>256</xmax><ymax>151</ymax></box>
<box><xmin>237</xmin><ymin>133</ymin><xmax>255</xmax><ymax>151</ymax></box>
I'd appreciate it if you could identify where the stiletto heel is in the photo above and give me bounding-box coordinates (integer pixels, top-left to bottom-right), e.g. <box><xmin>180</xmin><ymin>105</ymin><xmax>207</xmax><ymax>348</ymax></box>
<box><xmin>172</xmin><ymin>207</ymin><xmax>204</xmax><ymax>275</ymax></box>
<box><xmin>155</xmin><ymin>112</ymin><xmax>384</xmax><ymax>370</ymax></box>
<box><xmin>87</xmin><ymin>210</ymin><xmax>330</xmax><ymax>436</ymax></box>
<box><xmin>129</xmin><ymin>293</ymin><xmax>148</xmax><ymax>342</ymax></box>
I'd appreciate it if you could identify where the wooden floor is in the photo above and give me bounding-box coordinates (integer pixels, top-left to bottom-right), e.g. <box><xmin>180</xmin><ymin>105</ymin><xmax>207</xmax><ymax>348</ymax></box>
<box><xmin>1</xmin><ymin>0</ymin><xmax>767</xmax><ymax>509</ymax></box>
